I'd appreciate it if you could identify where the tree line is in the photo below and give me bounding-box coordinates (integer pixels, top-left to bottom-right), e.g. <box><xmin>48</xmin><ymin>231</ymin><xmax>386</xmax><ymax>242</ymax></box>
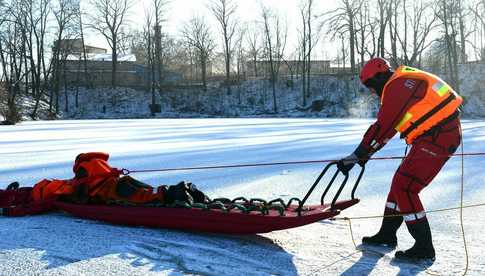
<box><xmin>1</xmin><ymin>0</ymin><xmax>485</xmax><ymax>123</ymax></box>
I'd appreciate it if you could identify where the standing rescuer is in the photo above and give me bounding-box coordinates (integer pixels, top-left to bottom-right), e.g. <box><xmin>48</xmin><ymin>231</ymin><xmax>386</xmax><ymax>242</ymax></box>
<box><xmin>338</xmin><ymin>58</ymin><xmax>463</xmax><ymax>261</ymax></box>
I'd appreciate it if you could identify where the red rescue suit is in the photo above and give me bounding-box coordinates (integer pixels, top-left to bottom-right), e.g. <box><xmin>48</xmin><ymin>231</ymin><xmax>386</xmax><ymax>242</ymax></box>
<box><xmin>357</xmin><ymin>66</ymin><xmax>462</xmax><ymax>223</ymax></box>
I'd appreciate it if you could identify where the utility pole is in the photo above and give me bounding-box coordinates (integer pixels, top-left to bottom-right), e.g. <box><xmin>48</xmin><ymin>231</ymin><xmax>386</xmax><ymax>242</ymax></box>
<box><xmin>154</xmin><ymin>24</ymin><xmax>162</xmax><ymax>94</ymax></box>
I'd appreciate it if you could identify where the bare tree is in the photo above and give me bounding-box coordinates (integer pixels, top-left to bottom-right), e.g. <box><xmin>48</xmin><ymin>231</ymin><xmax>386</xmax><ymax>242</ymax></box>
<box><xmin>388</xmin><ymin>0</ymin><xmax>400</xmax><ymax>66</ymax></box>
<box><xmin>116</xmin><ymin>27</ymin><xmax>133</xmax><ymax>55</ymax></box>
<box><xmin>261</xmin><ymin>4</ymin><xmax>287</xmax><ymax>113</ymax></box>
<box><xmin>436</xmin><ymin>0</ymin><xmax>461</xmax><ymax>90</ymax></box>
<box><xmin>128</xmin><ymin>1</ymin><xmax>170</xmax><ymax>113</ymax></box>
<box><xmin>376</xmin><ymin>0</ymin><xmax>392</xmax><ymax>58</ymax></box>
<box><xmin>397</xmin><ymin>0</ymin><xmax>437</xmax><ymax>66</ymax></box>
<box><xmin>335</xmin><ymin>32</ymin><xmax>349</xmax><ymax>71</ymax></box>
<box><xmin>234</xmin><ymin>26</ymin><xmax>246</xmax><ymax>82</ymax></box>
<box><xmin>0</xmin><ymin>1</ymin><xmax>8</xmax><ymax>85</ymax></box>
<box><xmin>456</xmin><ymin>0</ymin><xmax>470</xmax><ymax>63</ymax></box>
<box><xmin>87</xmin><ymin>0</ymin><xmax>133</xmax><ymax>87</ymax></box>
<box><xmin>325</xmin><ymin>0</ymin><xmax>362</xmax><ymax>73</ymax></box>
<box><xmin>354</xmin><ymin>1</ymin><xmax>374</xmax><ymax>66</ymax></box>
<box><xmin>181</xmin><ymin>16</ymin><xmax>216</xmax><ymax>91</ymax></box>
<box><xmin>75</xmin><ymin>4</ymin><xmax>89</xmax><ymax>107</ymax></box>
<box><xmin>24</xmin><ymin>0</ymin><xmax>53</xmax><ymax>119</ymax></box>
<box><xmin>209</xmin><ymin>0</ymin><xmax>237</xmax><ymax>85</ymax></box>
<box><xmin>51</xmin><ymin>0</ymin><xmax>79</xmax><ymax>113</ymax></box>
<box><xmin>0</xmin><ymin>0</ymin><xmax>51</xmax><ymax>121</ymax></box>
<box><xmin>300</xmin><ymin>0</ymin><xmax>321</xmax><ymax>104</ymax></box>
<box><xmin>471</xmin><ymin>0</ymin><xmax>485</xmax><ymax>61</ymax></box>
<box><xmin>151</xmin><ymin>0</ymin><xmax>169</xmax><ymax>93</ymax></box>
<box><xmin>0</xmin><ymin>1</ymin><xmax>25</xmax><ymax>123</ymax></box>
<box><xmin>144</xmin><ymin>11</ymin><xmax>156</xmax><ymax>107</ymax></box>
<box><xmin>245</xmin><ymin>21</ymin><xmax>262</xmax><ymax>78</ymax></box>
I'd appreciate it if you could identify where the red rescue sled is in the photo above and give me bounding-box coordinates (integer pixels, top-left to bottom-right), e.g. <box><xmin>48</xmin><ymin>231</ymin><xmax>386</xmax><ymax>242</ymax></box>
<box><xmin>55</xmin><ymin>199</ymin><xmax>359</xmax><ymax>234</ymax></box>
<box><xmin>55</xmin><ymin>162</ymin><xmax>365</xmax><ymax>234</ymax></box>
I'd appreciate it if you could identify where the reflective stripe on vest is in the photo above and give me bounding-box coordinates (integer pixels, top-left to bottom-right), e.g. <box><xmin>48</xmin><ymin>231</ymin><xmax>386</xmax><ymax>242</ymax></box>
<box><xmin>381</xmin><ymin>66</ymin><xmax>463</xmax><ymax>144</ymax></box>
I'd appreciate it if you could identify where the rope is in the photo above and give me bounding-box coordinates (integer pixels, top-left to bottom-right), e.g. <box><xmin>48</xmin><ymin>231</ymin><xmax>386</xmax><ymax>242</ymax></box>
<box><xmin>346</xmin><ymin>218</ymin><xmax>358</xmax><ymax>249</ymax></box>
<box><xmin>335</xmin><ymin>202</ymin><xmax>481</xmax><ymax>275</ymax></box>
<box><xmin>124</xmin><ymin>152</ymin><xmax>485</xmax><ymax>174</ymax></box>
<box><xmin>332</xmin><ymin>202</ymin><xmax>485</xmax><ymax>221</ymax></box>
<box><xmin>118</xmin><ymin>135</ymin><xmax>482</xmax><ymax>275</ymax></box>
<box><xmin>459</xmin><ymin>124</ymin><xmax>469</xmax><ymax>276</ymax></box>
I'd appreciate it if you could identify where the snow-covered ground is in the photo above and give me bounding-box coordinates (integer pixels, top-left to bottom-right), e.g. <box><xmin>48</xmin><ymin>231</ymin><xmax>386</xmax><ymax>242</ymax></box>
<box><xmin>0</xmin><ymin>118</ymin><xmax>484</xmax><ymax>275</ymax></box>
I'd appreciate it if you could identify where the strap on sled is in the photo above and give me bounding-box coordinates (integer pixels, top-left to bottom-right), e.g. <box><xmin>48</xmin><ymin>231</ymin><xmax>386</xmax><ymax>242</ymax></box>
<box><xmin>298</xmin><ymin>162</ymin><xmax>365</xmax><ymax>211</ymax></box>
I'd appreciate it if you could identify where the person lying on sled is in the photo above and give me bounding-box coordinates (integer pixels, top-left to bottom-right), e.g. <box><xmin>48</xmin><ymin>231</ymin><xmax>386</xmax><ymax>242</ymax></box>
<box><xmin>0</xmin><ymin>152</ymin><xmax>210</xmax><ymax>216</ymax></box>
<box><xmin>338</xmin><ymin>58</ymin><xmax>462</xmax><ymax>261</ymax></box>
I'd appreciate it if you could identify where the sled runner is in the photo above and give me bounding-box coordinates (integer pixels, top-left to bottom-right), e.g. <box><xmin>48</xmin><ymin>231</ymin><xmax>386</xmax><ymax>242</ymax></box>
<box><xmin>55</xmin><ymin>162</ymin><xmax>364</xmax><ymax>234</ymax></box>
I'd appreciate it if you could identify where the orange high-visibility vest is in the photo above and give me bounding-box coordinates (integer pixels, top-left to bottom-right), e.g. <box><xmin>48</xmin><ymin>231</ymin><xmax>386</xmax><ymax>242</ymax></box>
<box><xmin>381</xmin><ymin>66</ymin><xmax>462</xmax><ymax>144</ymax></box>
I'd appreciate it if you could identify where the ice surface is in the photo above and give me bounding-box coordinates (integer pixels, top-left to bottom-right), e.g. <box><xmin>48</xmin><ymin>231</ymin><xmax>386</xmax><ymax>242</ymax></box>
<box><xmin>0</xmin><ymin>118</ymin><xmax>484</xmax><ymax>275</ymax></box>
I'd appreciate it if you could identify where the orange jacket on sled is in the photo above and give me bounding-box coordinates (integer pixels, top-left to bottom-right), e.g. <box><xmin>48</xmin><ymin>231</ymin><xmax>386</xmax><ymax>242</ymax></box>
<box><xmin>31</xmin><ymin>152</ymin><xmax>161</xmax><ymax>204</ymax></box>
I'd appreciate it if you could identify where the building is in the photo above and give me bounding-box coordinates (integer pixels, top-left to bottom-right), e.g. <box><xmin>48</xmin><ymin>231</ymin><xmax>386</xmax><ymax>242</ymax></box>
<box><xmin>54</xmin><ymin>39</ymin><xmax>107</xmax><ymax>55</ymax></box>
<box><xmin>245</xmin><ymin>60</ymin><xmax>332</xmax><ymax>77</ymax></box>
<box><xmin>57</xmin><ymin>39</ymin><xmax>182</xmax><ymax>87</ymax></box>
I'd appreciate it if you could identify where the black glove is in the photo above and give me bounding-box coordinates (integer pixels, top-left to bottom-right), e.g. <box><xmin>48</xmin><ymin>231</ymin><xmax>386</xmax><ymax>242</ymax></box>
<box><xmin>337</xmin><ymin>153</ymin><xmax>359</xmax><ymax>174</ymax></box>
<box><xmin>353</xmin><ymin>145</ymin><xmax>372</xmax><ymax>166</ymax></box>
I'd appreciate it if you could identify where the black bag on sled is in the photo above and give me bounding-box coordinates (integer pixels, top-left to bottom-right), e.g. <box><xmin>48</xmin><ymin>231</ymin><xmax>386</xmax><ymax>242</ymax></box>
<box><xmin>163</xmin><ymin>181</ymin><xmax>210</xmax><ymax>205</ymax></box>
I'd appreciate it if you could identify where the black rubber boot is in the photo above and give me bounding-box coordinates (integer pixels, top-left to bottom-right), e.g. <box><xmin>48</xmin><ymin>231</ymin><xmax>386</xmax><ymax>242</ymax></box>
<box><xmin>362</xmin><ymin>215</ymin><xmax>403</xmax><ymax>247</ymax></box>
<box><xmin>395</xmin><ymin>219</ymin><xmax>435</xmax><ymax>261</ymax></box>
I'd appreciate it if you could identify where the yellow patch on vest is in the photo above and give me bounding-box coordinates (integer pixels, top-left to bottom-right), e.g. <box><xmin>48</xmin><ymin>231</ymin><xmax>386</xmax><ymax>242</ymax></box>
<box><xmin>432</xmin><ymin>81</ymin><xmax>449</xmax><ymax>97</ymax></box>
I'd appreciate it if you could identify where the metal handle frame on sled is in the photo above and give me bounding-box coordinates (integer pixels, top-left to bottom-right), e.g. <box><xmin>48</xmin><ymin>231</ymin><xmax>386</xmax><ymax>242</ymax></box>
<box><xmin>297</xmin><ymin>162</ymin><xmax>365</xmax><ymax>212</ymax></box>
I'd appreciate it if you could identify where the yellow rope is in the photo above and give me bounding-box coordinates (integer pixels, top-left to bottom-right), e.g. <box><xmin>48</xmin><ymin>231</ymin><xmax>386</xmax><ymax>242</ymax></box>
<box><xmin>333</xmin><ymin>202</ymin><xmax>485</xmax><ymax>221</ymax></box>
<box><xmin>459</xmin><ymin>125</ymin><xmax>469</xmax><ymax>276</ymax></box>
<box><xmin>343</xmin><ymin>219</ymin><xmax>395</xmax><ymax>260</ymax></box>
<box><xmin>339</xmin><ymin>202</ymin><xmax>478</xmax><ymax>275</ymax></box>
<box><xmin>335</xmin><ymin>199</ymin><xmax>481</xmax><ymax>275</ymax></box>
<box><xmin>346</xmin><ymin>218</ymin><xmax>358</xmax><ymax>249</ymax></box>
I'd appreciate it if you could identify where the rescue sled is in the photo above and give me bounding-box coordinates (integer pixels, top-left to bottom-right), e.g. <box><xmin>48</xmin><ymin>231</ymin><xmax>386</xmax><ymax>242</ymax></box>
<box><xmin>56</xmin><ymin>162</ymin><xmax>365</xmax><ymax>234</ymax></box>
